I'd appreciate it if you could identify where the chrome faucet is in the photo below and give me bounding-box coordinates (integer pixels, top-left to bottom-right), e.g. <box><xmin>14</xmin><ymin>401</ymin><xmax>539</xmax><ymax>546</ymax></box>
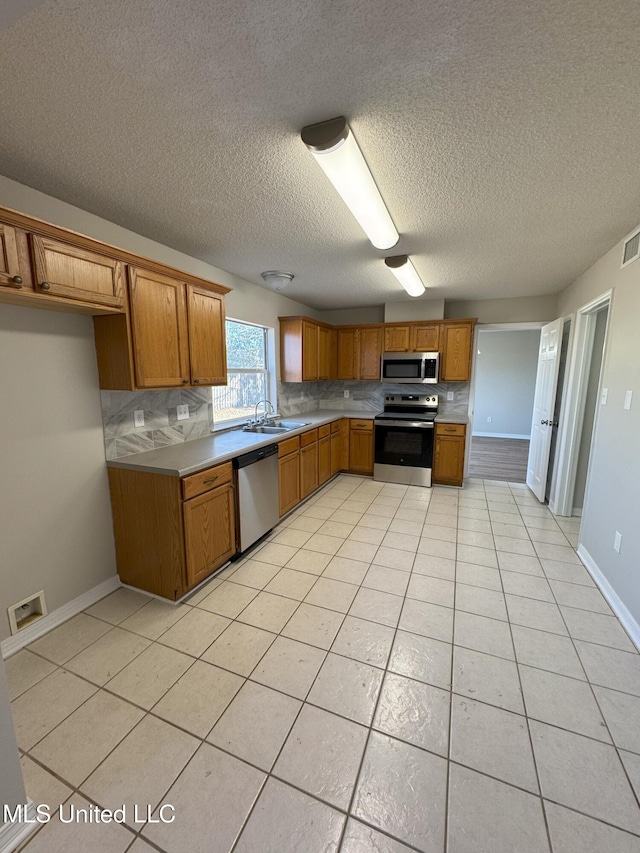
<box><xmin>253</xmin><ymin>399</ymin><xmax>274</xmax><ymax>424</ymax></box>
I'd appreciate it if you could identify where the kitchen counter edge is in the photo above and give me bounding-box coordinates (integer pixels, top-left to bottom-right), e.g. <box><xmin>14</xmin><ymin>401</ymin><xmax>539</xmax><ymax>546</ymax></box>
<box><xmin>106</xmin><ymin>410</ymin><xmax>375</xmax><ymax>478</ymax></box>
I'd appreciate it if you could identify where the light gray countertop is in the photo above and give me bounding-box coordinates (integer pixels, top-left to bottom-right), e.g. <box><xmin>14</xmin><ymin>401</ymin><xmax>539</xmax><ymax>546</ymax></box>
<box><xmin>106</xmin><ymin>409</ymin><xmax>375</xmax><ymax>477</ymax></box>
<box><xmin>434</xmin><ymin>414</ymin><xmax>469</xmax><ymax>425</ymax></box>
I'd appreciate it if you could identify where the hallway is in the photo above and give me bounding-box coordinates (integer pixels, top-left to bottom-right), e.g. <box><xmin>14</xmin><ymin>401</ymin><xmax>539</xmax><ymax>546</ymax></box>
<box><xmin>468</xmin><ymin>436</ymin><xmax>530</xmax><ymax>483</ymax></box>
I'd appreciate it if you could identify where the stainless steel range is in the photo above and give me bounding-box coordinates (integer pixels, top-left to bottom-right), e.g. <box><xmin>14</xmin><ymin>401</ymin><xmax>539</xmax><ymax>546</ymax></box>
<box><xmin>374</xmin><ymin>394</ymin><xmax>438</xmax><ymax>487</ymax></box>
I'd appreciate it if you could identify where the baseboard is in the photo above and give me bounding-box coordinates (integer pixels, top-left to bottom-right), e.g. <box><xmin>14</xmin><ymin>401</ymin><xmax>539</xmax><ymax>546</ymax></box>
<box><xmin>1</xmin><ymin>576</ymin><xmax>121</xmax><ymax>659</ymax></box>
<box><xmin>0</xmin><ymin>802</ymin><xmax>38</xmax><ymax>853</ymax></box>
<box><xmin>471</xmin><ymin>432</ymin><xmax>531</xmax><ymax>440</ymax></box>
<box><xmin>577</xmin><ymin>545</ymin><xmax>640</xmax><ymax>651</ymax></box>
<box><xmin>572</xmin><ymin>507</ymin><xmax>583</xmax><ymax>517</ymax></box>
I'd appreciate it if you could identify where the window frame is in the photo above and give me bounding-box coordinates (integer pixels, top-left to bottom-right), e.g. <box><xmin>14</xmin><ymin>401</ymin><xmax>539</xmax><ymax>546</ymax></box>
<box><xmin>211</xmin><ymin>318</ymin><xmax>277</xmax><ymax>429</ymax></box>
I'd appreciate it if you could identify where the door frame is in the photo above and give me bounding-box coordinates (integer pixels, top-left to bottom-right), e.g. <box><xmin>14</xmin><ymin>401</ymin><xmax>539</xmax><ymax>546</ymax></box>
<box><xmin>548</xmin><ymin>290</ymin><xmax>612</xmax><ymax>516</ymax></box>
<box><xmin>466</xmin><ymin>322</ymin><xmax>544</xmax><ymax>478</ymax></box>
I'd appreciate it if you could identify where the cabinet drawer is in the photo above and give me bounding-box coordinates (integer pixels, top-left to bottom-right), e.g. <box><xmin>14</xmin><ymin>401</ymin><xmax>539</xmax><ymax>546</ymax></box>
<box><xmin>300</xmin><ymin>428</ymin><xmax>319</xmax><ymax>447</ymax></box>
<box><xmin>350</xmin><ymin>419</ymin><xmax>373</xmax><ymax>431</ymax></box>
<box><xmin>182</xmin><ymin>461</ymin><xmax>232</xmax><ymax>500</ymax></box>
<box><xmin>278</xmin><ymin>435</ymin><xmax>300</xmax><ymax>457</ymax></box>
<box><xmin>318</xmin><ymin>424</ymin><xmax>331</xmax><ymax>439</ymax></box>
<box><xmin>436</xmin><ymin>422</ymin><xmax>466</xmax><ymax>437</ymax></box>
<box><xmin>330</xmin><ymin>420</ymin><xmax>341</xmax><ymax>434</ymax></box>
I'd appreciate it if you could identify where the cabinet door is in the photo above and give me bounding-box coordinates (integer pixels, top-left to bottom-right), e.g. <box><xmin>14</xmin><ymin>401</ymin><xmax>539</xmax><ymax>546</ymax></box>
<box><xmin>433</xmin><ymin>434</ymin><xmax>465</xmax><ymax>486</ymax></box>
<box><xmin>359</xmin><ymin>326</ymin><xmax>382</xmax><ymax>380</ymax></box>
<box><xmin>278</xmin><ymin>451</ymin><xmax>300</xmax><ymax>516</ymax></box>
<box><xmin>187</xmin><ymin>286</ymin><xmax>227</xmax><ymax>386</ymax></box>
<box><xmin>183</xmin><ymin>483</ymin><xmax>236</xmax><ymax>588</ymax></box>
<box><xmin>383</xmin><ymin>325</ymin><xmax>411</xmax><ymax>352</ymax></box>
<box><xmin>30</xmin><ymin>235</ymin><xmax>125</xmax><ymax>308</ymax></box>
<box><xmin>329</xmin><ymin>329</ymin><xmax>338</xmax><ymax>379</ymax></box>
<box><xmin>0</xmin><ymin>224</ymin><xmax>25</xmax><ymax>291</ymax></box>
<box><xmin>302</xmin><ymin>320</ymin><xmax>319</xmax><ymax>381</ymax></box>
<box><xmin>129</xmin><ymin>267</ymin><xmax>190</xmax><ymax>388</ymax></box>
<box><xmin>337</xmin><ymin>329</ymin><xmax>359</xmax><ymax>379</ymax></box>
<box><xmin>318</xmin><ymin>436</ymin><xmax>331</xmax><ymax>485</ymax></box>
<box><xmin>330</xmin><ymin>431</ymin><xmax>342</xmax><ymax>476</ymax></box>
<box><xmin>300</xmin><ymin>441</ymin><xmax>319</xmax><ymax>498</ymax></box>
<box><xmin>441</xmin><ymin>322</ymin><xmax>474</xmax><ymax>381</ymax></box>
<box><xmin>318</xmin><ymin>325</ymin><xmax>331</xmax><ymax>380</ymax></box>
<box><xmin>413</xmin><ymin>324</ymin><xmax>439</xmax><ymax>352</ymax></box>
<box><xmin>349</xmin><ymin>430</ymin><xmax>373</xmax><ymax>474</ymax></box>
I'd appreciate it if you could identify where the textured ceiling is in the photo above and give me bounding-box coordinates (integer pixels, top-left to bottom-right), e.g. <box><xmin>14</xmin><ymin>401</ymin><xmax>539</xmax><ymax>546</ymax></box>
<box><xmin>1</xmin><ymin>0</ymin><xmax>640</xmax><ymax>309</ymax></box>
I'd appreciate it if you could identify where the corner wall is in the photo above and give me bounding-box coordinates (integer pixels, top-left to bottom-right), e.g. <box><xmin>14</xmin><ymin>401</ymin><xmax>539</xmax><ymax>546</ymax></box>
<box><xmin>557</xmin><ymin>238</ymin><xmax>640</xmax><ymax>627</ymax></box>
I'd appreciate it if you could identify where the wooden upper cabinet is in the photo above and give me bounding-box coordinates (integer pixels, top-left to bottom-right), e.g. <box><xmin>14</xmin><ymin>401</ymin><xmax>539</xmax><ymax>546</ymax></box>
<box><xmin>383</xmin><ymin>325</ymin><xmax>412</xmax><ymax>352</ymax></box>
<box><xmin>440</xmin><ymin>322</ymin><xmax>474</xmax><ymax>382</ymax></box>
<box><xmin>186</xmin><ymin>285</ymin><xmax>227</xmax><ymax>386</ymax></box>
<box><xmin>302</xmin><ymin>320</ymin><xmax>319</xmax><ymax>381</ymax></box>
<box><xmin>318</xmin><ymin>325</ymin><xmax>332</xmax><ymax>380</ymax></box>
<box><xmin>414</xmin><ymin>323</ymin><xmax>439</xmax><ymax>352</ymax></box>
<box><xmin>359</xmin><ymin>326</ymin><xmax>382</xmax><ymax>380</ymax></box>
<box><xmin>0</xmin><ymin>224</ymin><xmax>26</xmax><ymax>291</ymax></box>
<box><xmin>337</xmin><ymin>328</ymin><xmax>359</xmax><ymax>380</ymax></box>
<box><xmin>30</xmin><ymin>235</ymin><xmax>125</xmax><ymax>308</ymax></box>
<box><xmin>128</xmin><ymin>267</ymin><xmax>190</xmax><ymax>388</ymax></box>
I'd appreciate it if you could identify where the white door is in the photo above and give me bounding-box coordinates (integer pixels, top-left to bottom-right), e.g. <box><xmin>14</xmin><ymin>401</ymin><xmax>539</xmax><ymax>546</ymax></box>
<box><xmin>526</xmin><ymin>318</ymin><xmax>563</xmax><ymax>501</ymax></box>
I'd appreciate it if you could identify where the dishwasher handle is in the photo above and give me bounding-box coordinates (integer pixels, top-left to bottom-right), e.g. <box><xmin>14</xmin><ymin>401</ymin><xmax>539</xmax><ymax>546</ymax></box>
<box><xmin>233</xmin><ymin>443</ymin><xmax>279</xmax><ymax>469</ymax></box>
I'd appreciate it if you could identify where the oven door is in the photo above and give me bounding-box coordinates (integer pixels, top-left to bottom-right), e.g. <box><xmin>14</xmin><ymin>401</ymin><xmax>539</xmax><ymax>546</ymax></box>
<box><xmin>373</xmin><ymin>420</ymin><xmax>434</xmax><ymax>487</ymax></box>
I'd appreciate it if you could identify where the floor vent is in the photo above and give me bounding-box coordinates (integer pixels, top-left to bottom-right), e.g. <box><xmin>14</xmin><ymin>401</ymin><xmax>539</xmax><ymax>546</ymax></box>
<box><xmin>621</xmin><ymin>227</ymin><xmax>640</xmax><ymax>268</ymax></box>
<box><xmin>7</xmin><ymin>591</ymin><xmax>47</xmax><ymax>635</ymax></box>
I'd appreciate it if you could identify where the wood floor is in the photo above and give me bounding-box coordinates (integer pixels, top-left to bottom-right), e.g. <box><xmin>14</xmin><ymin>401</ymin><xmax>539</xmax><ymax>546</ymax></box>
<box><xmin>468</xmin><ymin>436</ymin><xmax>530</xmax><ymax>483</ymax></box>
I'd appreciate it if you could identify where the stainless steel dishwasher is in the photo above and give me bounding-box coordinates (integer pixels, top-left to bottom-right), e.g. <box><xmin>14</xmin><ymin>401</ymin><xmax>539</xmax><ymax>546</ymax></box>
<box><xmin>233</xmin><ymin>443</ymin><xmax>280</xmax><ymax>553</ymax></box>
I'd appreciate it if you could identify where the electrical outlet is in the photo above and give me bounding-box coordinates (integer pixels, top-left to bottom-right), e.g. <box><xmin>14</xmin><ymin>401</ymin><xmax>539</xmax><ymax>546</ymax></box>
<box><xmin>134</xmin><ymin>410</ymin><xmax>145</xmax><ymax>428</ymax></box>
<box><xmin>601</xmin><ymin>388</ymin><xmax>608</xmax><ymax>405</ymax></box>
<box><xmin>487</xmin><ymin>416</ymin><xmax>492</xmax><ymax>423</ymax></box>
<box><xmin>614</xmin><ymin>531</ymin><xmax>622</xmax><ymax>553</ymax></box>
<box><xmin>446</xmin><ymin>391</ymin><xmax>454</xmax><ymax>401</ymax></box>
<box><xmin>344</xmin><ymin>390</ymin><xmax>350</xmax><ymax>398</ymax></box>
<box><xmin>624</xmin><ymin>390</ymin><xmax>633</xmax><ymax>410</ymax></box>
<box><xmin>177</xmin><ymin>404</ymin><xmax>189</xmax><ymax>421</ymax></box>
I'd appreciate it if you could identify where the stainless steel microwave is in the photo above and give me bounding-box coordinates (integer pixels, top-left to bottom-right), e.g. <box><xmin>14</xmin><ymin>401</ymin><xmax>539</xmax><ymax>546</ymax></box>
<box><xmin>381</xmin><ymin>352</ymin><xmax>439</xmax><ymax>384</ymax></box>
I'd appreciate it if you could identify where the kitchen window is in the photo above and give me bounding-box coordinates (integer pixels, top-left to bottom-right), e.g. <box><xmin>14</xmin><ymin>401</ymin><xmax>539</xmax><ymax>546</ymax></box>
<box><xmin>211</xmin><ymin>319</ymin><xmax>275</xmax><ymax>425</ymax></box>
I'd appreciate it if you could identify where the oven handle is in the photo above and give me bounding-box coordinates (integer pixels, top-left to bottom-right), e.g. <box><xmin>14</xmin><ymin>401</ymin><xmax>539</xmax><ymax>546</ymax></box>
<box><xmin>374</xmin><ymin>420</ymin><xmax>434</xmax><ymax>429</ymax></box>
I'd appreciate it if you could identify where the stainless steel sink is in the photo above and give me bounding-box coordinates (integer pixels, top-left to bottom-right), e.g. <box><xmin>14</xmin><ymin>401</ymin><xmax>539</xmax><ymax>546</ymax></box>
<box><xmin>242</xmin><ymin>420</ymin><xmax>310</xmax><ymax>434</ymax></box>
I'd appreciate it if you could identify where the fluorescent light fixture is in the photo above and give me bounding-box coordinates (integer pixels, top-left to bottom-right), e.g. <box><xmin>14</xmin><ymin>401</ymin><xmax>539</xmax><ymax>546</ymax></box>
<box><xmin>261</xmin><ymin>270</ymin><xmax>294</xmax><ymax>291</ymax></box>
<box><xmin>301</xmin><ymin>116</ymin><xmax>399</xmax><ymax>250</ymax></box>
<box><xmin>384</xmin><ymin>255</ymin><xmax>426</xmax><ymax>297</ymax></box>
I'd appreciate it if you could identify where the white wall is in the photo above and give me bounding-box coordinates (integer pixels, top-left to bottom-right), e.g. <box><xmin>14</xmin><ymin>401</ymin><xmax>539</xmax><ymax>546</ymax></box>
<box><xmin>0</xmin><ymin>657</ymin><xmax>25</xmax><ymax>823</ymax></box>
<box><xmin>446</xmin><ymin>294</ymin><xmax>558</xmax><ymax>323</ymax></box>
<box><xmin>0</xmin><ymin>304</ymin><xmax>117</xmax><ymax>642</ymax></box>
<box><xmin>557</xmin><ymin>238</ymin><xmax>640</xmax><ymax>627</ymax></box>
<box><xmin>472</xmin><ymin>329</ymin><xmax>540</xmax><ymax>438</ymax></box>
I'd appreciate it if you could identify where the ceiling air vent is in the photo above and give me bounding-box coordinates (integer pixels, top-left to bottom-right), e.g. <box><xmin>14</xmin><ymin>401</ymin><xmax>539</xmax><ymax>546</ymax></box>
<box><xmin>621</xmin><ymin>227</ymin><xmax>640</xmax><ymax>268</ymax></box>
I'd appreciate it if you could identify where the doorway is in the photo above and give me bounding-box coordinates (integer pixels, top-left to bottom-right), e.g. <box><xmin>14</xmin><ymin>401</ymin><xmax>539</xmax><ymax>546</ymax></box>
<box><xmin>468</xmin><ymin>326</ymin><xmax>542</xmax><ymax>482</ymax></box>
<box><xmin>548</xmin><ymin>291</ymin><xmax>612</xmax><ymax>520</ymax></box>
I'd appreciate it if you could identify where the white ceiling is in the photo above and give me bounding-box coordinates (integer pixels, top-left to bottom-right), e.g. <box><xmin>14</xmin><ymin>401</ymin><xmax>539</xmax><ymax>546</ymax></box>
<box><xmin>1</xmin><ymin>0</ymin><xmax>640</xmax><ymax>310</ymax></box>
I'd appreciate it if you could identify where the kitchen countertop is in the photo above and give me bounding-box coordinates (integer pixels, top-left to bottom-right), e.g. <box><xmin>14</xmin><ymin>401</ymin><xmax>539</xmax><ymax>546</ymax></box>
<box><xmin>106</xmin><ymin>409</ymin><xmax>376</xmax><ymax>477</ymax></box>
<box><xmin>434</xmin><ymin>414</ymin><xmax>469</xmax><ymax>425</ymax></box>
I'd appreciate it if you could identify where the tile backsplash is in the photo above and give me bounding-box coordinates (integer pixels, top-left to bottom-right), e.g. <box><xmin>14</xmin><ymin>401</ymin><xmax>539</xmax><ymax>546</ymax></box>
<box><xmin>102</xmin><ymin>380</ymin><xmax>469</xmax><ymax>459</ymax></box>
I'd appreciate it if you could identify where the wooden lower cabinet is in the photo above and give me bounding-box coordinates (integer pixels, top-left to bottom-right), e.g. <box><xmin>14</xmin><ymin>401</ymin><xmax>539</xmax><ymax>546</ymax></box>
<box><xmin>348</xmin><ymin>418</ymin><xmax>374</xmax><ymax>474</ymax></box>
<box><xmin>108</xmin><ymin>461</ymin><xmax>235</xmax><ymax>600</ymax></box>
<box><xmin>433</xmin><ymin>422</ymin><xmax>467</xmax><ymax>486</ymax></box>
<box><xmin>300</xmin><ymin>430</ymin><xmax>319</xmax><ymax>499</ymax></box>
<box><xmin>278</xmin><ymin>438</ymin><xmax>300</xmax><ymax>516</ymax></box>
<box><xmin>318</xmin><ymin>426</ymin><xmax>331</xmax><ymax>485</ymax></box>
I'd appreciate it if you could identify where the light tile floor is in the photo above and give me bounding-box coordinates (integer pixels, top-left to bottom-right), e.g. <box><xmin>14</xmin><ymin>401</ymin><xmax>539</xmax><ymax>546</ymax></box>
<box><xmin>8</xmin><ymin>475</ymin><xmax>640</xmax><ymax>853</ymax></box>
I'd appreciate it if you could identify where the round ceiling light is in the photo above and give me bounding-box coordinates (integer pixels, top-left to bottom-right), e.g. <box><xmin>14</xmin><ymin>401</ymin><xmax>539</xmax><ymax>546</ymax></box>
<box><xmin>260</xmin><ymin>270</ymin><xmax>295</xmax><ymax>291</ymax></box>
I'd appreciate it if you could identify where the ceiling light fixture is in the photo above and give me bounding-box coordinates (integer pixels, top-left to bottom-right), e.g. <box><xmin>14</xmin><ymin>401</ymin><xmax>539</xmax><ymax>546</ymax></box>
<box><xmin>384</xmin><ymin>255</ymin><xmax>426</xmax><ymax>297</ymax></box>
<box><xmin>260</xmin><ymin>270</ymin><xmax>294</xmax><ymax>291</ymax></box>
<box><xmin>301</xmin><ymin>116</ymin><xmax>399</xmax><ymax>250</ymax></box>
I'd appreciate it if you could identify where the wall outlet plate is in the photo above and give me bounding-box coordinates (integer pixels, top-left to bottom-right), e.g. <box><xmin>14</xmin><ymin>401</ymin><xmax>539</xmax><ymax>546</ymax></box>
<box><xmin>614</xmin><ymin>530</ymin><xmax>622</xmax><ymax>553</ymax></box>
<box><xmin>344</xmin><ymin>390</ymin><xmax>350</xmax><ymax>398</ymax></box>
<box><xmin>134</xmin><ymin>410</ymin><xmax>145</xmax><ymax>428</ymax></box>
<box><xmin>446</xmin><ymin>391</ymin><xmax>454</xmax><ymax>401</ymax></box>
<box><xmin>624</xmin><ymin>390</ymin><xmax>633</xmax><ymax>410</ymax></box>
<box><xmin>177</xmin><ymin>404</ymin><xmax>189</xmax><ymax>421</ymax></box>
<box><xmin>600</xmin><ymin>388</ymin><xmax>608</xmax><ymax>405</ymax></box>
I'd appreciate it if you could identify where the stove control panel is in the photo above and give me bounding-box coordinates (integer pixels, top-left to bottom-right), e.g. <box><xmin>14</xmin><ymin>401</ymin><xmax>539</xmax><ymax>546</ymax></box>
<box><xmin>384</xmin><ymin>394</ymin><xmax>438</xmax><ymax>407</ymax></box>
